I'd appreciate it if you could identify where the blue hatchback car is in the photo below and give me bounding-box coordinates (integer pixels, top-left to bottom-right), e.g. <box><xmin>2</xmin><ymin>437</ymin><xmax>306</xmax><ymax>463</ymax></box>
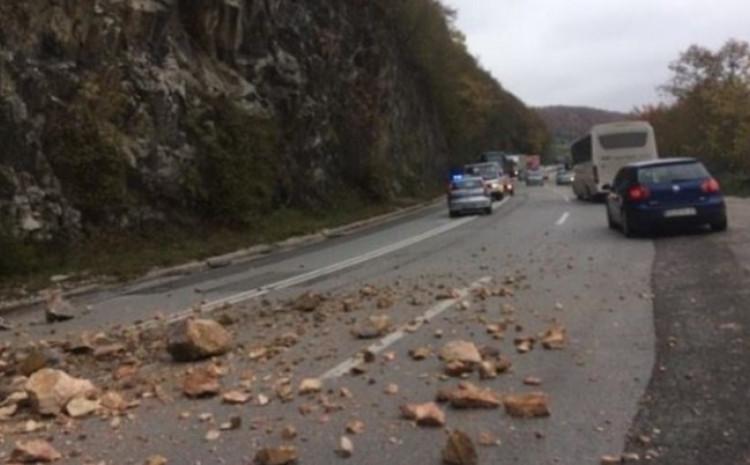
<box><xmin>605</xmin><ymin>158</ymin><xmax>728</xmax><ymax>237</ymax></box>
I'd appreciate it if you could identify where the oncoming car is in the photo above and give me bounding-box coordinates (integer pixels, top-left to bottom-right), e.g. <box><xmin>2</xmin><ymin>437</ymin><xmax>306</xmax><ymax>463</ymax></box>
<box><xmin>447</xmin><ymin>176</ymin><xmax>493</xmax><ymax>217</ymax></box>
<box><xmin>605</xmin><ymin>158</ymin><xmax>727</xmax><ymax>237</ymax></box>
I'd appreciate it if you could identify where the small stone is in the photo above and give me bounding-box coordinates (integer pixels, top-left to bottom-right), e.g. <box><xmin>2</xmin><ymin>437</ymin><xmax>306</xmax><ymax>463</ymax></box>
<box><xmin>346</xmin><ymin>420</ymin><xmax>365</xmax><ymax>435</ymax></box>
<box><xmin>503</xmin><ymin>392</ymin><xmax>550</xmax><ymax>418</ymax></box>
<box><xmin>182</xmin><ymin>368</ymin><xmax>221</xmax><ymax>398</ymax></box>
<box><xmin>400</xmin><ymin>402</ymin><xmax>446</xmax><ymax>427</ymax></box>
<box><xmin>442</xmin><ymin>430</ymin><xmax>477</xmax><ymax>465</ymax></box>
<box><xmin>440</xmin><ymin>341</ymin><xmax>482</xmax><ymax>364</ymax></box>
<box><xmin>409</xmin><ymin>347</ymin><xmax>431</xmax><ymax>360</ymax></box>
<box><xmin>222</xmin><ymin>390</ymin><xmax>251</xmax><ymax>405</ymax></box>
<box><xmin>600</xmin><ymin>455</ymin><xmax>621</xmax><ymax>465</ymax></box>
<box><xmin>205</xmin><ymin>430</ymin><xmax>221</xmax><ymax>441</ymax></box>
<box><xmin>523</xmin><ymin>376</ymin><xmax>542</xmax><ymax>386</ymax></box>
<box><xmin>384</xmin><ymin>383</ymin><xmax>399</xmax><ymax>395</ymax></box>
<box><xmin>298</xmin><ymin>378</ymin><xmax>323</xmax><ymax>395</ymax></box>
<box><xmin>255</xmin><ymin>446</ymin><xmax>299</xmax><ymax>465</ymax></box>
<box><xmin>145</xmin><ymin>455</ymin><xmax>168</xmax><ymax>465</ymax></box>
<box><xmin>11</xmin><ymin>439</ymin><xmax>63</xmax><ymax>463</ymax></box>
<box><xmin>353</xmin><ymin>315</ymin><xmax>392</xmax><ymax>339</ymax></box>
<box><xmin>541</xmin><ymin>325</ymin><xmax>567</xmax><ymax>350</ymax></box>
<box><xmin>65</xmin><ymin>396</ymin><xmax>99</xmax><ymax>418</ymax></box>
<box><xmin>281</xmin><ymin>425</ymin><xmax>297</xmax><ymax>440</ymax></box>
<box><xmin>337</xmin><ymin>436</ymin><xmax>354</xmax><ymax>458</ymax></box>
<box><xmin>166</xmin><ymin>319</ymin><xmax>233</xmax><ymax>362</ymax></box>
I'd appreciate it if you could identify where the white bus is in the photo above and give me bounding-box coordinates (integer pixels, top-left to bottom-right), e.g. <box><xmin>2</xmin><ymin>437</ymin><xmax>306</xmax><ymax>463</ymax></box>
<box><xmin>571</xmin><ymin>121</ymin><xmax>658</xmax><ymax>200</ymax></box>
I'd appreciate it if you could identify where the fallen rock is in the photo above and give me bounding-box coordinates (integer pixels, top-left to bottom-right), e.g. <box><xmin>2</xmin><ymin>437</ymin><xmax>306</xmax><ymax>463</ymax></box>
<box><xmin>503</xmin><ymin>392</ymin><xmax>550</xmax><ymax>418</ymax></box>
<box><xmin>600</xmin><ymin>455</ymin><xmax>621</xmax><ymax>465</ymax></box>
<box><xmin>442</xmin><ymin>430</ymin><xmax>477</xmax><ymax>465</ymax></box>
<box><xmin>478</xmin><ymin>361</ymin><xmax>497</xmax><ymax>379</ymax></box>
<box><xmin>11</xmin><ymin>439</ymin><xmax>62</xmax><ymax>463</ymax></box>
<box><xmin>346</xmin><ymin>420</ymin><xmax>365</xmax><ymax>435</ymax></box>
<box><xmin>444</xmin><ymin>360</ymin><xmax>474</xmax><ymax>377</ymax></box>
<box><xmin>45</xmin><ymin>291</ymin><xmax>75</xmax><ymax>323</ymax></box>
<box><xmin>440</xmin><ymin>341</ymin><xmax>482</xmax><ymax>364</ymax></box>
<box><xmin>65</xmin><ymin>396</ymin><xmax>99</xmax><ymax>418</ymax></box>
<box><xmin>25</xmin><ymin>369</ymin><xmax>96</xmax><ymax>416</ymax></box>
<box><xmin>167</xmin><ymin>319</ymin><xmax>233</xmax><ymax>362</ymax></box>
<box><xmin>523</xmin><ymin>376</ymin><xmax>542</xmax><ymax>386</ymax></box>
<box><xmin>353</xmin><ymin>315</ymin><xmax>392</xmax><ymax>339</ymax></box>
<box><xmin>182</xmin><ymin>368</ymin><xmax>221</xmax><ymax>398</ymax></box>
<box><xmin>281</xmin><ymin>425</ymin><xmax>297</xmax><ymax>440</ymax></box>
<box><xmin>255</xmin><ymin>446</ymin><xmax>299</xmax><ymax>465</ymax></box>
<box><xmin>222</xmin><ymin>390</ymin><xmax>251</xmax><ymax>405</ymax></box>
<box><xmin>291</xmin><ymin>292</ymin><xmax>325</xmax><ymax>312</ymax></box>
<box><xmin>409</xmin><ymin>346</ymin><xmax>432</xmax><ymax>360</ymax></box>
<box><xmin>16</xmin><ymin>348</ymin><xmax>61</xmax><ymax>376</ymax></box>
<box><xmin>337</xmin><ymin>436</ymin><xmax>354</xmax><ymax>458</ymax></box>
<box><xmin>514</xmin><ymin>337</ymin><xmax>535</xmax><ymax>354</ymax></box>
<box><xmin>298</xmin><ymin>378</ymin><xmax>323</xmax><ymax>395</ymax></box>
<box><xmin>93</xmin><ymin>343</ymin><xmax>126</xmax><ymax>360</ymax></box>
<box><xmin>439</xmin><ymin>383</ymin><xmax>501</xmax><ymax>409</ymax></box>
<box><xmin>384</xmin><ymin>383</ymin><xmax>399</xmax><ymax>395</ymax></box>
<box><xmin>100</xmin><ymin>391</ymin><xmax>128</xmax><ymax>412</ymax></box>
<box><xmin>541</xmin><ymin>325</ymin><xmax>567</xmax><ymax>350</ymax></box>
<box><xmin>145</xmin><ymin>455</ymin><xmax>168</xmax><ymax>465</ymax></box>
<box><xmin>400</xmin><ymin>402</ymin><xmax>446</xmax><ymax>427</ymax></box>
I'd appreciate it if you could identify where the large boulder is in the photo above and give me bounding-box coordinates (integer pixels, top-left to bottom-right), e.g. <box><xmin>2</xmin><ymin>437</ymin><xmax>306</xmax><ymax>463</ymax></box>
<box><xmin>24</xmin><ymin>369</ymin><xmax>96</xmax><ymax>416</ymax></box>
<box><xmin>166</xmin><ymin>319</ymin><xmax>233</xmax><ymax>362</ymax></box>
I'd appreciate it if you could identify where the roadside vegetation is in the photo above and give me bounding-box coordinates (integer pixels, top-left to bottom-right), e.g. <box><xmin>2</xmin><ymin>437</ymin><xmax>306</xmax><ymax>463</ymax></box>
<box><xmin>639</xmin><ymin>39</ymin><xmax>750</xmax><ymax>196</ymax></box>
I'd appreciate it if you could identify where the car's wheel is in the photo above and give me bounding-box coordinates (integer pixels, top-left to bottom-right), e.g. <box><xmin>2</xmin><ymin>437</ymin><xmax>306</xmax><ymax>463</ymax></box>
<box><xmin>484</xmin><ymin>206</ymin><xmax>493</xmax><ymax>215</ymax></box>
<box><xmin>711</xmin><ymin>216</ymin><xmax>728</xmax><ymax>232</ymax></box>
<box><xmin>449</xmin><ymin>210</ymin><xmax>459</xmax><ymax>218</ymax></box>
<box><xmin>621</xmin><ymin>210</ymin><xmax>636</xmax><ymax>238</ymax></box>
<box><xmin>606</xmin><ymin>206</ymin><xmax>617</xmax><ymax>230</ymax></box>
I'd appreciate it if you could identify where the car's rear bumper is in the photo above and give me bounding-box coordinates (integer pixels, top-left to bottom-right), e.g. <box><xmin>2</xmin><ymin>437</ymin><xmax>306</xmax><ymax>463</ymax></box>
<box><xmin>448</xmin><ymin>197</ymin><xmax>491</xmax><ymax>213</ymax></box>
<box><xmin>626</xmin><ymin>197</ymin><xmax>726</xmax><ymax>229</ymax></box>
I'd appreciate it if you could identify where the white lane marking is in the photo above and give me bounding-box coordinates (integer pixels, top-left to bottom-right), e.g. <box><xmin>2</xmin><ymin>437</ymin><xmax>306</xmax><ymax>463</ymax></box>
<box><xmin>320</xmin><ymin>276</ymin><xmax>493</xmax><ymax>380</ymax></box>
<box><xmin>143</xmin><ymin>199</ymin><xmax>510</xmax><ymax>329</ymax></box>
<box><xmin>556</xmin><ymin>212</ymin><xmax>570</xmax><ymax>226</ymax></box>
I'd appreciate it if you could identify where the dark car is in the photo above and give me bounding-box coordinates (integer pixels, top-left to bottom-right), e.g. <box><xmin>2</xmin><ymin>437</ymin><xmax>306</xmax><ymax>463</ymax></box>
<box><xmin>605</xmin><ymin>158</ymin><xmax>727</xmax><ymax>237</ymax></box>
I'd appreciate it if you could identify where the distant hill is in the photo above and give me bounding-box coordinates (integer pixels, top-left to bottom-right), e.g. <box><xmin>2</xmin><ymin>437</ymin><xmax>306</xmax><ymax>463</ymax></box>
<box><xmin>536</xmin><ymin>106</ymin><xmax>632</xmax><ymax>143</ymax></box>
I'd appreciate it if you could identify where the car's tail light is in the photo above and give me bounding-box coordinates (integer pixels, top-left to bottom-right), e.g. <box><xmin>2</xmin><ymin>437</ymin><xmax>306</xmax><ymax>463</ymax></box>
<box><xmin>627</xmin><ymin>184</ymin><xmax>650</xmax><ymax>201</ymax></box>
<box><xmin>701</xmin><ymin>177</ymin><xmax>720</xmax><ymax>194</ymax></box>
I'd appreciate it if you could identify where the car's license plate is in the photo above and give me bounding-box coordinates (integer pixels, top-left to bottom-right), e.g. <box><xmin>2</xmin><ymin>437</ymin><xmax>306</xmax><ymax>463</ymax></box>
<box><xmin>664</xmin><ymin>207</ymin><xmax>697</xmax><ymax>218</ymax></box>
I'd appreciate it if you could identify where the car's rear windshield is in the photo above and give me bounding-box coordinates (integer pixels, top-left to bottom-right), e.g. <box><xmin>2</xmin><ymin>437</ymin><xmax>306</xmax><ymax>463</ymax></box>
<box><xmin>637</xmin><ymin>162</ymin><xmax>709</xmax><ymax>184</ymax></box>
<box><xmin>599</xmin><ymin>132</ymin><xmax>648</xmax><ymax>149</ymax></box>
<box><xmin>452</xmin><ymin>179</ymin><xmax>483</xmax><ymax>189</ymax></box>
<box><xmin>465</xmin><ymin>164</ymin><xmax>499</xmax><ymax>178</ymax></box>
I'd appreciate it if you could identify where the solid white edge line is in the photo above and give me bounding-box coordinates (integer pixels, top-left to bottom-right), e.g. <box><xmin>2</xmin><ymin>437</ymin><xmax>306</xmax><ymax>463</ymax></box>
<box><xmin>556</xmin><ymin>212</ymin><xmax>570</xmax><ymax>226</ymax></box>
<box><xmin>139</xmin><ymin>198</ymin><xmax>511</xmax><ymax>329</ymax></box>
<box><xmin>319</xmin><ymin>276</ymin><xmax>493</xmax><ymax>380</ymax></box>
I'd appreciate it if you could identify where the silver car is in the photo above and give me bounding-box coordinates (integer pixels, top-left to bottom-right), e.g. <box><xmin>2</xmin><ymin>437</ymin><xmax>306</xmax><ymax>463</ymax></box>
<box><xmin>526</xmin><ymin>169</ymin><xmax>545</xmax><ymax>186</ymax></box>
<box><xmin>447</xmin><ymin>176</ymin><xmax>493</xmax><ymax>217</ymax></box>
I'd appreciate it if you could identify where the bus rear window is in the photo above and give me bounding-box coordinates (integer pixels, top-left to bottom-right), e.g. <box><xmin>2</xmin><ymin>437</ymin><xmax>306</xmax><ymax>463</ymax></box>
<box><xmin>637</xmin><ymin>162</ymin><xmax>709</xmax><ymax>184</ymax></box>
<box><xmin>599</xmin><ymin>132</ymin><xmax>648</xmax><ymax>149</ymax></box>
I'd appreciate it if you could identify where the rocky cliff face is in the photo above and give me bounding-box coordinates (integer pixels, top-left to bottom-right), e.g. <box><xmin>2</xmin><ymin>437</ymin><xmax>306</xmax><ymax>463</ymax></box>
<box><xmin>0</xmin><ymin>0</ymin><xmax>449</xmax><ymax>241</ymax></box>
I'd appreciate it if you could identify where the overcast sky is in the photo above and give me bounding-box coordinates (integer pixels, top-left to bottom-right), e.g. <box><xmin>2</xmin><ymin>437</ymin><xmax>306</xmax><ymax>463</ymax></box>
<box><xmin>444</xmin><ymin>0</ymin><xmax>750</xmax><ymax>112</ymax></box>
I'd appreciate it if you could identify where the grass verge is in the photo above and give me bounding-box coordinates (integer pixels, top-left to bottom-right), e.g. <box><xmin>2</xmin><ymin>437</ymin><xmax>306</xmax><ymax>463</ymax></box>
<box><xmin>0</xmin><ymin>195</ymin><xmax>436</xmax><ymax>298</ymax></box>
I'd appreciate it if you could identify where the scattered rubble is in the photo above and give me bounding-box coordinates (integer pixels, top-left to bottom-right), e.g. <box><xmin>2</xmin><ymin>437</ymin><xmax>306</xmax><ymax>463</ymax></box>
<box><xmin>167</xmin><ymin>318</ymin><xmax>233</xmax><ymax>362</ymax></box>
<box><xmin>65</xmin><ymin>396</ymin><xmax>99</xmax><ymax>418</ymax></box>
<box><xmin>514</xmin><ymin>337</ymin><xmax>535</xmax><ymax>354</ymax></box>
<box><xmin>409</xmin><ymin>346</ymin><xmax>432</xmax><ymax>360</ymax></box>
<box><xmin>222</xmin><ymin>390</ymin><xmax>251</xmax><ymax>405</ymax></box>
<box><xmin>145</xmin><ymin>455</ymin><xmax>168</xmax><ymax>465</ymax></box>
<box><xmin>346</xmin><ymin>420</ymin><xmax>365</xmax><ymax>435</ymax></box>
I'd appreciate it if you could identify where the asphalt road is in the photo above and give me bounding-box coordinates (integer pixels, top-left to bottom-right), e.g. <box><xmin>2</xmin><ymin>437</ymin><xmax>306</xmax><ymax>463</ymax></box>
<box><xmin>1</xmin><ymin>183</ymin><xmax>747</xmax><ymax>465</ymax></box>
